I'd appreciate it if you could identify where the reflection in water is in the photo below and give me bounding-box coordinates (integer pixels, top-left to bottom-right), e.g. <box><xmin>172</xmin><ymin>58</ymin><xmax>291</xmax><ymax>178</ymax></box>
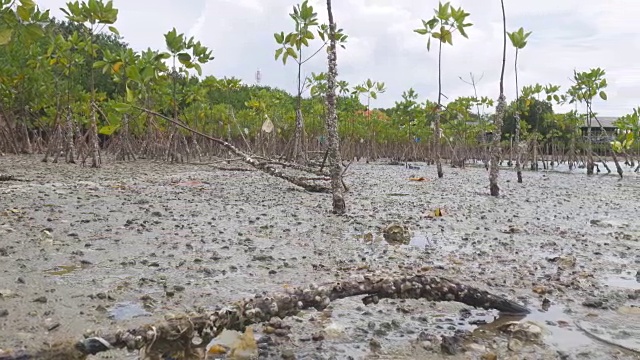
<box><xmin>409</xmin><ymin>232</ymin><xmax>432</xmax><ymax>249</ymax></box>
<box><xmin>603</xmin><ymin>271</ymin><xmax>640</xmax><ymax>290</ymax></box>
<box><xmin>108</xmin><ymin>301</ymin><xmax>151</xmax><ymax>321</ymax></box>
<box><xmin>475</xmin><ymin>305</ymin><xmax>640</xmax><ymax>355</ymax></box>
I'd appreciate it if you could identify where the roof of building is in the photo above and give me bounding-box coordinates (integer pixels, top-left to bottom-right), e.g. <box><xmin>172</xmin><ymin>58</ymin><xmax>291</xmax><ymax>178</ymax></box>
<box><xmin>582</xmin><ymin>116</ymin><xmax>618</xmax><ymax>128</ymax></box>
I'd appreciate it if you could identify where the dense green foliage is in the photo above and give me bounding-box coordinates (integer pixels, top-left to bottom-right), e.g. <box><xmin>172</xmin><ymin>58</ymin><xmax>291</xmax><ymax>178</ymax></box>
<box><xmin>0</xmin><ymin>0</ymin><xmax>638</xmax><ymax>161</ymax></box>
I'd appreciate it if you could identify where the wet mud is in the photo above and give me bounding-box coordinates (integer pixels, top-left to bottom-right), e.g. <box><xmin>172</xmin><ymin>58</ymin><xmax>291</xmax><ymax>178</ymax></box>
<box><xmin>0</xmin><ymin>155</ymin><xmax>639</xmax><ymax>359</ymax></box>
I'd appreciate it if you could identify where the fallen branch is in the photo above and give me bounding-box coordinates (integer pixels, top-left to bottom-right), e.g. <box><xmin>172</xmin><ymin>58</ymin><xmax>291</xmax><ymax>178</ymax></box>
<box><xmin>0</xmin><ymin>272</ymin><xmax>529</xmax><ymax>360</ymax></box>
<box><xmin>208</xmin><ymin>166</ymin><xmax>255</xmax><ymax>172</ymax></box>
<box><xmin>261</xmin><ymin>159</ymin><xmax>330</xmax><ymax>177</ymax></box>
<box><xmin>0</xmin><ymin>174</ymin><xmax>28</xmax><ymax>182</ymax></box>
<box><xmin>133</xmin><ymin>106</ymin><xmax>332</xmax><ymax>193</ymax></box>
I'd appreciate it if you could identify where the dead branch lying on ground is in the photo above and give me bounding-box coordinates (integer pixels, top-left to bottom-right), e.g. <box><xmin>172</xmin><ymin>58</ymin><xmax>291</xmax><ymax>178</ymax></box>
<box><xmin>208</xmin><ymin>166</ymin><xmax>255</xmax><ymax>172</ymax></box>
<box><xmin>190</xmin><ymin>158</ymin><xmax>246</xmax><ymax>165</ymax></box>
<box><xmin>134</xmin><ymin>106</ymin><xmax>335</xmax><ymax>193</ymax></box>
<box><xmin>259</xmin><ymin>158</ymin><xmax>330</xmax><ymax>177</ymax></box>
<box><xmin>0</xmin><ymin>174</ymin><xmax>29</xmax><ymax>182</ymax></box>
<box><xmin>0</xmin><ymin>272</ymin><xmax>529</xmax><ymax>360</ymax></box>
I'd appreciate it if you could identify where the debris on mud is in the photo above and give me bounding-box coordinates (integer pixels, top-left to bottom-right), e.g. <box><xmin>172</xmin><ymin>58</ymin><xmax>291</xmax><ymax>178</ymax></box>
<box><xmin>382</xmin><ymin>224</ymin><xmax>411</xmax><ymax>245</ymax></box>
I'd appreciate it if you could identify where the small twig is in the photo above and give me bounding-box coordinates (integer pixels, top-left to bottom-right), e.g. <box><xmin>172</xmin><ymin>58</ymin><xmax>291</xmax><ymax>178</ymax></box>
<box><xmin>319</xmin><ymin>148</ymin><xmax>330</xmax><ymax>173</ymax></box>
<box><xmin>342</xmin><ymin>158</ymin><xmax>355</xmax><ymax>177</ymax></box>
<box><xmin>91</xmin><ymin>102</ymin><xmax>110</xmax><ymax>126</ymax></box>
<box><xmin>300</xmin><ymin>41</ymin><xmax>329</xmax><ymax>65</ymax></box>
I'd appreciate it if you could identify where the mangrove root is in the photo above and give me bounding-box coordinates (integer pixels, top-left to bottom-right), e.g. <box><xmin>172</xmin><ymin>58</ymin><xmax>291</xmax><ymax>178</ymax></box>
<box><xmin>0</xmin><ymin>272</ymin><xmax>529</xmax><ymax>360</ymax></box>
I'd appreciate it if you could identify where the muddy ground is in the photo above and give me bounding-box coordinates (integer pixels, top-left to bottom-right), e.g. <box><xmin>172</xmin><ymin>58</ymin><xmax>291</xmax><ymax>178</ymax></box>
<box><xmin>0</xmin><ymin>155</ymin><xmax>639</xmax><ymax>360</ymax></box>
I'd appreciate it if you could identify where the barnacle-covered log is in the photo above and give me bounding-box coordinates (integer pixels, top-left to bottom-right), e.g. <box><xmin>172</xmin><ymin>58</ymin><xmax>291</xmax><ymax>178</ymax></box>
<box><xmin>135</xmin><ymin>107</ymin><xmax>332</xmax><ymax>193</ymax></box>
<box><xmin>0</xmin><ymin>273</ymin><xmax>529</xmax><ymax>360</ymax></box>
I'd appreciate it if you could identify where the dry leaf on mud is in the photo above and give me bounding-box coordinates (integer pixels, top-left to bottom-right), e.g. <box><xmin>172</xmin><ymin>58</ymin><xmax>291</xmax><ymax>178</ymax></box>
<box><xmin>207</xmin><ymin>344</ymin><xmax>229</xmax><ymax>355</ymax></box>
<box><xmin>3</xmin><ymin>208</ymin><xmax>22</xmax><ymax>215</ymax></box>
<box><xmin>617</xmin><ymin>306</ymin><xmax>640</xmax><ymax>316</ymax></box>
<box><xmin>532</xmin><ymin>285</ymin><xmax>549</xmax><ymax>295</ymax></box>
<box><xmin>206</xmin><ymin>327</ymin><xmax>258</xmax><ymax>359</ymax></box>
<box><xmin>229</xmin><ymin>327</ymin><xmax>258</xmax><ymax>359</ymax></box>
<box><xmin>0</xmin><ymin>289</ymin><xmax>17</xmax><ymax>299</ymax></box>
<box><xmin>546</xmin><ymin>255</ymin><xmax>577</xmax><ymax>270</ymax></box>
<box><xmin>498</xmin><ymin>320</ymin><xmax>547</xmax><ymax>341</ymax></box>
<box><xmin>425</xmin><ymin>208</ymin><xmax>445</xmax><ymax>218</ymax></box>
<box><xmin>481</xmin><ymin>353</ymin><xmax>497</xmax><ymax>360</ymax></box>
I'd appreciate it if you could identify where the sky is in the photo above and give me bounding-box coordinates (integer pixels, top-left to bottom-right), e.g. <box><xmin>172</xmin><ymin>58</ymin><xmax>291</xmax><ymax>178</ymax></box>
<box><xmin>35</xmin><ymin>0</ymin><xmax>640</xmax><ymax>116</ymax></box>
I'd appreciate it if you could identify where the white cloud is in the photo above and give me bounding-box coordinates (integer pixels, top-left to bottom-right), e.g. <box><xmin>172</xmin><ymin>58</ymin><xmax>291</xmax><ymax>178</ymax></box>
<box><xmin>221</xmin><ymin>0</ymin><xmax>264</xmax><ymax>12</ymax></box>
<box><xmin>34</xmin><ymin>0</ymin><xmax>640</xmax><ymax>116</ymax></box>
<box><xmin>187</xmin><ymin>3</ymin><xmax>209</xmax><ymax>40</ymax></box>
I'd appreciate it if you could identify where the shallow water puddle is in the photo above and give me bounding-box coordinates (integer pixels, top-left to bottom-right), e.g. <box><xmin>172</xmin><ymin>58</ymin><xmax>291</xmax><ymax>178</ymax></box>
<box><xmin>477</xmin><ymin>305</ymin><xmax>640</xmax><ymax>355</ymax></box>
<box><xmin>108</xmin><ymin>301</ymin><xmax>151</xmax><ymax>321</ymax></box>
<box><xmin>409</xmin><ymin>232</ymin><xmax>431</xmax><ymax>249</ymax></box>
<box><xmin>43</xmin><ymin>264</ymin><xmax>83</xmax><ymax>276</ymax></box>
<box><xmin>520</xmin><ymin>307</ymin><xmax>593</xmax><ymax>350</ymax></box>
<box><xmin>409</xmin><ymin>231</ymin><xmax>463</xmax><ymax>254</ymax></box>
<box><xmin>603</xmin><ymin>271</ymin><xmax>639</xmax><ymax>290</ymax></box>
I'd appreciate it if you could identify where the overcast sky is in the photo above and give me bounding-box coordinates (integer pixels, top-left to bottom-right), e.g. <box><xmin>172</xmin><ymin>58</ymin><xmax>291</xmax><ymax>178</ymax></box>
<box><xmin>36</xmin><ymin>0</ymin><xmax>640</xmax><ymax>116</ymax></box>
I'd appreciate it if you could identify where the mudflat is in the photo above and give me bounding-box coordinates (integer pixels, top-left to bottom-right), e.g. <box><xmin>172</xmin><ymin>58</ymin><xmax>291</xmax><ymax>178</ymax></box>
<box><xmin>0</xmin><ymin>155</ymin><xmax>638</xmax><ymax>359</ymax></box>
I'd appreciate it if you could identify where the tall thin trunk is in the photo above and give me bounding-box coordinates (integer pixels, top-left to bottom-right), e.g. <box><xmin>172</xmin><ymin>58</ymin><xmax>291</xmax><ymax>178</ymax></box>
<box><xmin>65</xmin><ymin>107</ymin><xmax>76</xmax><ymax>164</ymax></box>
<box><xmin>514</xmin><ymin>48</ymin><xmax>522</xmax><ymax>183</ymax></box>
<box><xmin>435</xmin><ymin>39</ymin><xmax>443</xmax><ymax>178</ymax></box>
<box><xmin>325</xmin><ymin>0</ymin><xmax>345</xmax><ymax>214</ymax></box>
<box><xmin>490</xmin><ymin>0</ymin><xmax>508</xmax><ymax>197</ymax></box>
<box><xmin>21</xmin><ymin>122</ymin><xmax>32</xmax><ymax>154</ymax></box>
<box><xmin>591</xmin><ymin>108</ymin><xmax>623</xmax><ymax>178</ymax></box>
<box><xmin>169</xmin><ymin>57</ymin><xmax>180</xmax><ymax>163</ymax></box>
<box><xmin>88</xmin><ymin>27</ymin><xmax>100</xmax><ymax>168</ymax></box>
<box><xmin>293</xmin><ymin>56</ymin><xmax>306</xmax><ymax>163</ymax></box>
<box><xmin>586</xmin><ymin>98</ymin><xmax>594</xmax><ymax>175</ymax></box>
